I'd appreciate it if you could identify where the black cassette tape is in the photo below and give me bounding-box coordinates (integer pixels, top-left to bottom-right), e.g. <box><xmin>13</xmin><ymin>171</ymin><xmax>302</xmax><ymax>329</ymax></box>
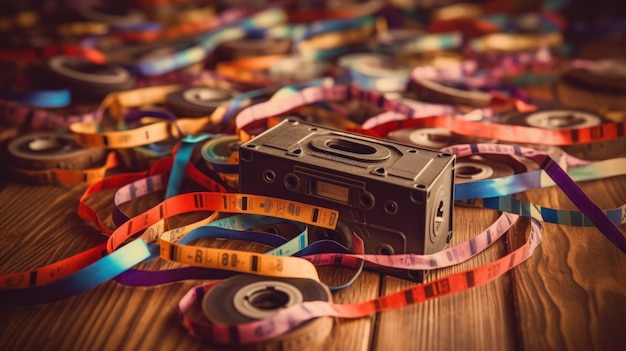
<box><xmin>238</xmin><ymin>119</ymin><xmax>456</xmax><ymax>281</ymax></box>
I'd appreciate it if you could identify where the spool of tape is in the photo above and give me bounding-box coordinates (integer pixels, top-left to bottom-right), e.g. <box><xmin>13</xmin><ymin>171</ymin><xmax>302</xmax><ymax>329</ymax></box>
<box><xmin>338</xmin><ymin>52</ymin><xmax>412</xmax><ymax>92</ymax></box>
<box><xmin>387</xmin><ymin>127</ymin><xmax>498</xmax><ymax>150</ymax></box>
<box><xmin>387</xmin><ymin>127</ymin><xmax>454</xmax><ymax>150</ymax></box>
<box><xmin>200</xmin><ymin>134</ymin><xmax>240</xmax><ymax>174</ymax></box>
<box><xmin>429</xmin><ymin>2</ymin><xmax>484</xmax><ymax>21</ymax></box>
<box><xmin>202</xmin><ymin>274</ymin><xmax>333</xmax><ymax>349</ymax></box>
<box><xmin>108</xmin><ymin>40</ymin><xmax>197</xmax><ymax>71</ymax></box>
<box><xmin>407</xmin><ymin>78</ymin><xmax>492</xmax><ymax>107</ymax></box>
<box><xmin>500</xmin><ymin>109</ymin><xmax>625</xmax><ymax>160</ymax></box>
<box><xmin>561</xmin><ymin>59</ymin><xmax>626</xmax><ymax>94</ymax></box>
<box><xmin>468</xmin><ymin>32</ymin><xmax>563</xmax><ymax>53</ymax></box>
<box><xmin>268</xmin><ymin>56</ymin><xmax>331</xmax><ymax>83</ymax></box>
<box><xmin>395</xmin><ymin>50</ymin><xmax>464</xmax><ymax>68</ymax></box>
<box><xmin>7</xmin><ymin>132</ymin><xmax>105</xmax><ymax>170</ymax></box>
<box><xmin>75</xmin><ymin>4</ymin><xmax>146</xmax><ymax>26</ymax></box>
<box><xmin>165</xmin><ymin>87</ymin><xmax>239</xmax><ymax>117</ymax></box>
<box><xmin>503</xmin><ymin>109</ymin><xmax>603</xmax><ymax>130</ymax></box>
<box><xmin>43</xmin><ymin>55</ymin><xmax>135</xmax><ymax>99</ymax></box>
<box><xmin>455</xmin><ymin>155</ymin><xmax>516</xmax><ymax>183</ymax></box>
<box><xmin>367</xmin><ymin>28</ymin><xmax>425</xmax><ymax>53</ymax></box>
<box><xmin>215</xmin><ymin>37</ymin><xmax>292</xmax><ymax>61</ymax></box>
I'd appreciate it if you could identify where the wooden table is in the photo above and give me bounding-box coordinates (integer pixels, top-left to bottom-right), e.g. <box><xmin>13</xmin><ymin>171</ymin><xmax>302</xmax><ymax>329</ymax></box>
<box><xmin>1</xmin><ymin>94</ymin><xmax>625</xmax><ymax>351</ymax></box>
<box><xmin>1</xmin><ymin>37</ymin><xmax>625</xmax><ymax>351</ymax></box>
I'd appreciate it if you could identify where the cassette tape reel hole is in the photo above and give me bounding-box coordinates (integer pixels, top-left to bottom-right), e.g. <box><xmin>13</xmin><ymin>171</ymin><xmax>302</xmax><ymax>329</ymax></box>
<box><xmin>454</xmin><ymin>156</ymin><xmax>516</xmax><ymax>183</ymax></box>
<box><xmin>202</xmin><ymin>274</ymin><xmax>333</xmax><ymax>349</ymax></box>
<box><xmin>203</xmin><ymin>275</ymin><xmax>331</xmax><ymax>324</ymax></box>
<box><xmin>457</xmin><ymin>163</ymin><xmax>493</xmax><ymax>180</ymax></box>
<box><xmin>284</xmin><ymin>173</ymin><xmax>301</xmax><ymax>190</ymax></box>
<box><xmin>358</xmin><ymin>192</ymin><xmax>375</xmax><ymax>209</ymax></box>
<box><xmin>378</xmin><ymin>244</ymin><xmax>394</xmax><ymax>255</ymax></box>
<box><xmin>233</xmin><ymin>280</ymin><xmax>303</xmax><ymax>320</ymax></box>
<box><xmin>384</xmin><ymin>200</ymin><xmax>398</xmax><ymax>214</ymax></box>
<box><xmin>263</xmin><ymin>170</ymin><xmax>276</xmax><ymax>183</ymax></box>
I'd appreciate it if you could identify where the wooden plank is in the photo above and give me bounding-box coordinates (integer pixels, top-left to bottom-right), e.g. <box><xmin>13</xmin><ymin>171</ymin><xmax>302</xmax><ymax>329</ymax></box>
<box><xmin>510</xmin><ymin>175</ymin><xmax>626</xmax><ymax>351</ymax></box>
<box><xmin>316</xmin><ymin>269</ymin><xmax>380</xmax><ymax>351</ymax></box>
<box><xmin>374</xmin><ymin>207</ymin><xmax>519</xmax><ymax>350</ymax></box>
<box><xmin>0</xmin><ymin>182</ymin><xmax>379</xmax><ymax>351</ymax></box>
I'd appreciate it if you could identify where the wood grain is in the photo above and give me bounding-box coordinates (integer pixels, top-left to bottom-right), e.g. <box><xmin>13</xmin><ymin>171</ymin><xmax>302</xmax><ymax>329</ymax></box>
<box><xmin>1</xmin><ymin>40</ymin><xmax>625</xmax><ymax>351</ymax></box>
<box><xmin>374</xmin><ymin>208</ymin><xmax>519</xmax><ymax>351</ymax></box>
<box><xmin>0</xmin><ymin>182</ymin><xmax>379</xmax><ymax>351</ymax></box>
<box><xmin>511</xmin><ymin>175</ymin><xmax>626</xmax><ymax>351</ymax></box>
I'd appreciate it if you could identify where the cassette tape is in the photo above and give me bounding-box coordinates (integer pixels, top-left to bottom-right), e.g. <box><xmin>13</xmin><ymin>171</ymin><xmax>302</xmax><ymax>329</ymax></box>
<box><xmin>239</xmin><ymin>119</ymin><xmax>456</xmax><ymax>281</ymax></box>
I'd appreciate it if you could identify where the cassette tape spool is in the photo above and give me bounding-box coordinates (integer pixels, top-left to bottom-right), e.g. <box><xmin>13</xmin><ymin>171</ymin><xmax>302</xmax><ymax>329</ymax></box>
<box><xmin>41</xmin><ymin>55</ymin><xmax>135</xmax><ymax>99</ymax></box>
<box><xmin>561</xmin><ymin>59</ymin><xmax>626</xmax><ymax>94</ymax></box>
<box><xmin>406</xmin><ymin>78</ymin><xmax>493</xmax><ymax>108</ymax></box>
<box><xmin>454</xmin><ymin>155</ymin><xmax>519</xmax><ymax>183</ymax></box>
<box><xmin>338</xmin><ymin>52</ymin><xmax>412</xmax><ymax>93</ymax></box>
<box><xmin>202</xmin><ymin>274</ymin><xmax>333</xmax><ymax>350</ymax></box>
<box><xmin>388</xmin><ymin>127</ymin><xmax>454</xmax><ymax>150</ymax></box>
<box><xmin>214</xmin><ymin>37</ymin><xmax>292</xmax><ymax>61</ymax></box>
<box><xmin>200</xmin><ymin>134</ymin><xmax>241</xmax><ymax>189</ymax></box>
<box><xmin>239</xmin><ymin>119</ymin><xmax>456</xmax><ymax>282</ymax></box>
<box><xmin>268</xmin><ymin>56</ymin><xmax>331</xmax><ymax>83</ymax></box>
<box><xmin>387</xmin><ymin>126</ymin><xmax>497</xmax><ymax>150</ymax></box>
<box><xmin>75</xmin><ymin>3</ymin><xmax>146</xmax><ymax>26</ymax></box>
<box><xmin>500</xmin><ymin>108</ymin><xmax>626</xmax><ymax>160</ymax></box>
<box><xmin>165</xmin><ymin>87</ymin><xmax>239</xmax><ymax>118</ymax></box>
<box><xmin>7</xmin><ymin>132</ymin><xmax>106</xmax><ymax>171</ymax></box>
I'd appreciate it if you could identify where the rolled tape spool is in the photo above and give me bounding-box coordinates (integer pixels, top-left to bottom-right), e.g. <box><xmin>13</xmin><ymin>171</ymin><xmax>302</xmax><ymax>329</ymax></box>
<box><xmin>561</xmin><ymin>59</ymin><xmax>626</xmax><ymax>94</ymax></box>
<box><xmin>370</xmin><ymin>29</ymin><xmax>462</xmax><ymax>55</ymax></box>
<box><xmin>388</xmin><ymin>127</ymin><xmax>454</xmax><ymax>150</ymax></box>
<box><xmin>200</xmin><ymin>134</ymin><xmax>240</xmax><ymax>174</ymax></box>
<box><xmin>202</xmin><ymin>274</ymin><xmax>333</xmax><ymax>350</ymax></box>
<box><xmin>109</xmin><ymin>40</ymin><xmax>191</xmax><ymax>67</ymax></box>
<box><xmin>350</xmin><ymin>54</ymin><xmax>412</xmax><ymax>79</ymax></box>
<box><xmin>116</xmin><ymin>141</ymin><xmax>176</xmax><ymax>171</ymax></box>
<box><xmin>396</xmin><ymin>50</ymin><xmax>464</xmax><ymax>68</ymax></box>
<box><xmin>268</xmin><ymin>56</ymin><xmax>331</xmax><ymax>83</ymax></box>
<box><xmin>215</xmin><ymin>37</ymin><xmax>292</xmax><ymax>61</ymax></box>
<box><xmin>455</xmin><ymin>155</ymin><xmax>516</xmax><ymax>183</ymax></box>
<box><xmin>339</xmin><ymin>53</ymin><xmax>412</xmax><ymax>92</ymax></box>
<box><xmin>407</xmin><ymin>78</ymin><xmax>492</xmax><ymax>107</ymax></box>
<box><xmin>501</xmin><ymin>109</ymin><xmax>626</xmax><ymax>160</ymax></box>
<box><xmin>387</xmin><ymin>127</ymin><xmax>498</xmax><ymax>150</ymax></box>
<box><xmin>165</xmin><ymin>87</ymin><xmax>239</xmax><ymax>117</ymax></box>
<box><xmin>43</xmin><ymin>55</ymin><xmax>135</xmax><ymax>99</ymax></box>
<box><xmin>469</xmin><ymin>32</ymin><xmax>563</xmax><ymax>53</ymax></box>
<box><xmin>367</xmin><ymin>28</ymin><xmax>425</xmax><ymax>52</ymax></box>
<box><xmin>76</xmin><ymin>4</ymin><xmax>146</xmax><ymax>26</ymax></box>
<box><xmin>429</xmin><ymin>2</ymin><xmax>484</xmax><ymax>21</ymax></box>
<box><xmin>200</xmin><ymin>135</ymin><xmax>241</xmax><ymax>189</ymax></box>
<box><xmin>7</xmin><ymin>132</ymin><xmax>106</xmax><ymax>170</ymax></box>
